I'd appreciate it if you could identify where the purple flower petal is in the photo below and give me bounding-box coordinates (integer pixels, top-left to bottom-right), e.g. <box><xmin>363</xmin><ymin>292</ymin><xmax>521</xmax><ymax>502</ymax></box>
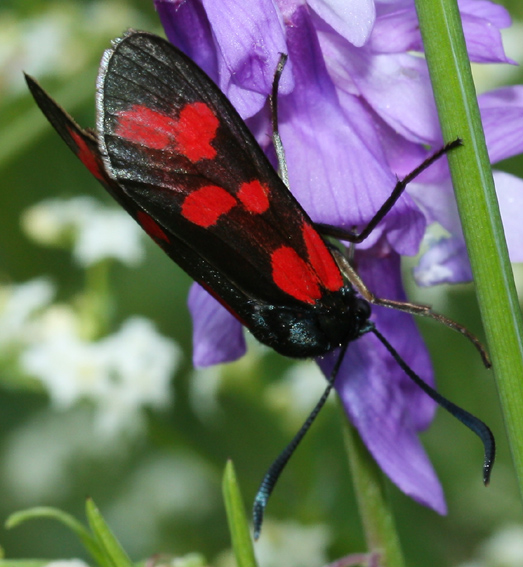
<box><xmin>279</xmin><ymin>6</ymin><xmax>425</xmax><ymax>254</ymax></box>
<box><xmin>370</xmin><ymin>3</ymin><xmax>418</xmax><ymax>54</ymax></box>
<box><xmin>480</xmin><ymin>86</ymin><xmax>523</xmax><ymax>163</ymax></box>
<box><xmin>459</xmin><ymin>0</ymin><xmax>514</xmax><ymax>64</ymax></box>
<box><xmin>155</xmin><ymin>0</ymin><xmax>219</xmax><ymax>78</ymax></box>
<box><xmin>319</xmin><ymin>250</ymin><xmax>445</xmax><ymax>513</ymax></box>
<box><xmin>155</xmin><ymin>0</ymin><xmax>292</xmax><ymax>119</ymax></box>
<box><xmin>414</xmin><ymin>170</ymin><xmax>523</xmax><ymax>286</ymax></box>
<box><xmin>308</xmin><ymin>0</ymin><xmax>376</xmax><ymax>47</ymax></box>
<box><xmin>408</xmin><ymin>178</ymin><xmax>461</xmax><ymax>233</ymax></box>
<box><xmin>459</xmin><ymin>0</ymin><xmax>512</xmax><ymax>30</ymax></box>
<box><xmin>494</xmin><ymin>170</ymin><xmax>523</xmax><ymax>263</ymax></box>
<box><xmin>317</xmin><ymin>14</ymin><xmax>442</xmax><ymax>146</ymax></box>
<box><xmin>341</xmin><ymin>49</ymin><xmax>441</xmax><ymax>145</ymax></box>
<box><xmin>188</xmin><ymin>283</ymin><xmax>246</xmax><ymax>367</ymax></box>
<box><xmin>370</xmin><ymin>0</ymin><xmax>513</xmax><ymax>63</ymax></box>
<box><xmin>414</xmin><ymin>236</ymin><xmax>472</xmax><ymax>286</ymax></box>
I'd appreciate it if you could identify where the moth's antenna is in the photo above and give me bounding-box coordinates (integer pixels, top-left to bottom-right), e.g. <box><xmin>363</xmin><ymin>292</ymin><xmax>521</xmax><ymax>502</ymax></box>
<box><xmin>252</xmin><ymin>341</ymin><xmax>349</xmax><ymax>540</ymax></box>
<box><xmin>371</xmin><ymin>326</ymin><xmax>495</xmax><ymax>484</ymax></box>
<box><xmin>270</xmin><ymin>53</ymin><xmax>289</xmax><ymax>187</ymax></box>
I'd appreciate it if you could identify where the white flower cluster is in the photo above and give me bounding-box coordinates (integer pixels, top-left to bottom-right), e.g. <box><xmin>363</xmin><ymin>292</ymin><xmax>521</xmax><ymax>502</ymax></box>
<box><xmin>253</xmin><ymin>520</ymin><xmax>331</xmax><ymax>567</ymax></box>
<box><xmin>21</xmin><ymin>315</ymin><xmax>180</xmax><ymax>436</ymax></box>
<box><xmin>457</xmin><ymin>524</ymin><xmax>523</xmax><ymax>567</ymax></box>
<box><xmin>0</xmin><ymin>276</ymin><xmax>180</xmax><ymax>437</ymax></box>
<box><xmin>0</xmin><ymin>196</ymin><xmax>181</xmax><ymax>437</ymax></box>
<box><xmin>0</xmin><ymin>277</ymin><xmax>55</xmax><ymax>351</ymax></box>
<box><xmin>0</xmin><ymin>1</ymin><xmax>144</xmax><ymax>95</ymax></box>
<box><xmin>22</xmin><ymin>196</ymin><xmax>144</xmax><ymax>267</ymax></box>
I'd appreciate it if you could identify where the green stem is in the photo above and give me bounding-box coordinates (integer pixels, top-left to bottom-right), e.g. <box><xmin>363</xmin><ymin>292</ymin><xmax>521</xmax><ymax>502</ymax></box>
<box><xmin>342</xmin><ymin>414</ymin><xmax>405</xmax><ymax>567</ymax></box>
<box><xmin>222</xmin><ymin>461</ymin><xmax>258</xmax><ymax>567</ymax></box>
<box><xmin>414</xmin><ymin>0</ymin><xmax>523</xmax><ymax>496</ymax></box>
<box><xmin>79</xmin><ymin>259</ymin><xmax>112</xmax><ymax>340</ymax></box>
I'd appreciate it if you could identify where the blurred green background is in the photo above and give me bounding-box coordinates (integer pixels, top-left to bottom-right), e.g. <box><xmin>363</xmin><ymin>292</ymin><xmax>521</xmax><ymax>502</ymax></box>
<box><xmin>1</xmin><ymin>1</ymin><xmax>523</xmax><ymax>566</ymax></box>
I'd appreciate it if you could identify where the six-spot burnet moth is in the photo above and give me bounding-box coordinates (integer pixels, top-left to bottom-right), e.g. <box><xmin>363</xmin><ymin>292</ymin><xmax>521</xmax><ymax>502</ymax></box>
<box><xmin>25</xmin><ymin>29</ymin><xmax>495</xmax><ymax>539</ymax></box>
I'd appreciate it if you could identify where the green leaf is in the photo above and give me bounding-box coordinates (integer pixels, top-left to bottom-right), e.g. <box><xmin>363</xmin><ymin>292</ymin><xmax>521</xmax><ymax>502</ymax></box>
<box><xmin>5</xmin><ymin>506</ymin><xmax>103</xmax><ymax>564</ymax></box>
<box><xmin>85</xmin><ymin>499</ymin><xmax>134</xmax><ymax>567</ymax></box>
<box><xmin>222</xmin><ymin>461</ymin><xmax>258</xmax><ymax>567</ymax></box>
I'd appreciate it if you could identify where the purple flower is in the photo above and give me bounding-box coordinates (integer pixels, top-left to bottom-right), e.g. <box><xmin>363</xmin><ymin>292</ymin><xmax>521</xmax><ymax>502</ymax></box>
<box><xmin>154</xmin><ymin>0</ymin><xmax>522</xmax><ymax>513</ymax></box>
<box><xmin>413</xmin><ymin>85</ymin><xmax>523</xmax><ymax>286</ymax></box>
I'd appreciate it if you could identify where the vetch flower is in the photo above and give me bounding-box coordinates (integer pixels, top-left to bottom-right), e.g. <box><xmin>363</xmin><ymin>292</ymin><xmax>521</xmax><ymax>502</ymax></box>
<box><xmin>154</xmin><ymin>0</ymin><xmax>523</xmax><ymax>513</ymax></box>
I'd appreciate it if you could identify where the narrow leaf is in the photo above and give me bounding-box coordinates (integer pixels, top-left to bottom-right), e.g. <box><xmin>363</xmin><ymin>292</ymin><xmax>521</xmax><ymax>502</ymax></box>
<box><xmin>222</xmin><ymin>461</ymin><xmax>258</xmax><ymax>567</ymax></box>
<box><xmin>5</xmin><ymin>506</ymin><xmax>103</xmax><ymax>564</ymax></box>
<box><xmin>85</xmin><ymin>499</ymin><xmax>134</xmax><ymax>567</ymax></box>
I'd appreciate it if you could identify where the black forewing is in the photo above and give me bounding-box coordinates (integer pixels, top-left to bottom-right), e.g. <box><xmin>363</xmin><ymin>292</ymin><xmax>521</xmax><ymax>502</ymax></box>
<box><xmin>24</xmin><ymin>74</ymin><xmax>264</xmax><ymax>322</ymax></box>
<box><xmin>97</xmin><ymin>30</ymin><xmax>337</xmax><ymax>307</ymax></box>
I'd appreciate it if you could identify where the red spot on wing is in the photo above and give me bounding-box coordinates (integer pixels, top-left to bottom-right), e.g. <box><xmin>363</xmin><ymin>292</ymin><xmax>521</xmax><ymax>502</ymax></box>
<box><xmin>182</xmin><ymin>185</ymin><xmax>236</xmax><ymax>227</ymax></box>
<box><xmin>176</xmin><ymin>103</ymin><xmax>219</xmax><ymax>161</ymax></box>
<box><xmin>302</xmin><ymin>223</ymin><xmax>343</xmax><ymax>291</ymax></box>
<box><xmin>69</xmin><ymin>129</ymin><xmax>105</xmax><ymax>181</ymax></box>
<box><xmin>137</xmin><ymin>211</ymin><xmax>169</xmax><ymax>242</ymax></box>
<box><xmin>115</xmin><ymin>103</ymin><xmax>218</xmax><ymax>162</ymax></box>
<box><xmin>237</xmin><ymin>180</ymin><xmax>270</xmax><ymax>214</ymax></box>
<box><xmin>271</xmin><ymin>246</ymin><xmax>322</xmax><ymax>304</ymax></box>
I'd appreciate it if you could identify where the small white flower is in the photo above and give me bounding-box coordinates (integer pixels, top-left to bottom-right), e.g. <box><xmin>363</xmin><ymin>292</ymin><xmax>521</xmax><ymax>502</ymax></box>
<box><xmin>1</xmin><ymin>3</ymin><xmax>144</xmax><ymax>95</ymax></box>
<box><xmin>73</xmin><ymin>208</ymin><xmax>144</xmax><ymax>267</ymax></box>
<box><xmin>481</xmin><ymin>524</ymin><xmax>523</xmax><ymax>566</ymax></box>
<box><xmin>22</xmin><ymin>197</ymin><xmax>145</xmax><ymax>267</ymax></box>
<box><xmin>255</xmin><ymin>520</ymin><xmax>331</xmax><ymax>567</ymax></box>
<box><xmin>45</xmin><ymin>559</ymin><xmax>90</xmax><ymax>567</ymax></box>
<box><xmin>0</xmin><ymin>278</ymin><xmax>55</xmax><ymax>349</ymax></box>
<box><xmin>169</xmin><ymin>554</ymin><xmax>208</xmax><ymax>567</ymax></box>
<box><xmin>21</xmin><ymin>324</ymin><xmax>106</xmax><ymax>408</ymax></box>
<box><xmin>22</xmin><ymin>196</ymin><xmax>95</xmax><ymax>245</ymax></box>
<box><xmin>21</xmin><ymin>316</ymin><xmax>181</xmax><ymax>436</ymax></box>
<box><xmin>95</xmin><ymin>317</ymin><xmax>181</xmax><ymax>435</ymax></box>
<box><xmin>188</xmin><ymin>336</ymin><xmax>267</xmax><ymax>421</ymax></box>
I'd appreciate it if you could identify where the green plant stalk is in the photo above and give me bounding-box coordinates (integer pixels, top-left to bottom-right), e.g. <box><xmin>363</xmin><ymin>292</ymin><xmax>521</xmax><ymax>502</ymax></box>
<box><xmin>222</xmin><ymin>461</ymin><xmax>258</xmax><ymax>567</ymax></box>
<box><xmin>342</xmin><ymin>414</ymin><xmax>405</xmax><ymax>567</ymax></box>
<box><xmin>80</xmin><ymin>259</ymin><xmax>112</xmax><ymax>340</ymax></box>
<box><xmin>414</xmin><ymin>0</ymin><xmax>523</xmax><ymax>495</ymax></box>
